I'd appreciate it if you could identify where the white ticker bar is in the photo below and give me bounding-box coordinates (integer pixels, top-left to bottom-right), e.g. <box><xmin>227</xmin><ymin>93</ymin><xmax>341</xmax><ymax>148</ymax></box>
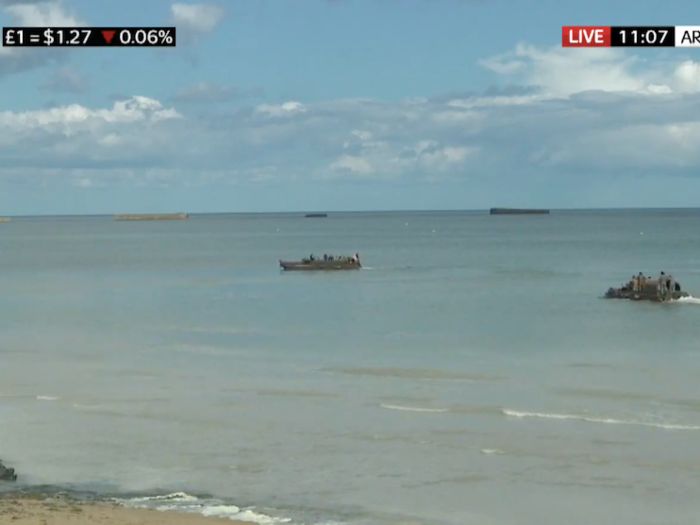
<box><xmin>675</xmin><ymin>26</ymin><xmax>700</xmax><ymax>47</ymax></box>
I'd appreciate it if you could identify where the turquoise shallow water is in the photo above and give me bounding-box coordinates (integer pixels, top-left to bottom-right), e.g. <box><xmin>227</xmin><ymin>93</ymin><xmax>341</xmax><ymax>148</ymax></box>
<box><xmin>1</xmin><ymin>210</ymin><xmax>700</xmax><ymax>525</ymax></box>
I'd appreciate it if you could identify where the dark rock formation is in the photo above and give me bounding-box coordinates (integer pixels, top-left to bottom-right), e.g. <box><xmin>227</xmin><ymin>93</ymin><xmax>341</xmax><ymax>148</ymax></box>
<box><xmin>0</xmin><ymin>461</ymin><xmax>17</xmax><ymax>481</ymax></box>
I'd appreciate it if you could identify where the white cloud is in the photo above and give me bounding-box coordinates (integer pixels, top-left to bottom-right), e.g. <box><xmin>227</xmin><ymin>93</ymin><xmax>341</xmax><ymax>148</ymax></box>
<box><xmin>0</xmin><ymin>0</ymin><xmax>59</xmax><ymax>5</ymax></box>
<box><xmin>330</xmin><ymin>155</ymin><xmax>375</xmax><ymax>175</ymax></box>
<box><xmin>674</xmin><ymin>61</ymin><xmax>700</xmax><ymax>92</ymax></box>
<box><xmin>478</xmin><ymin>43</ymin><xmax>700</xmax><ymax>96</ymax></box>
<box><xmin>0</xmin><ymin>96</ymin><xmax>181</xmax><ymax>128</ymax></box>
<box><xmin>170</xmin><ymin>3</ymin><xmax>225</xmax><ymax>35</ymax></box>
<box><xmin>462</xmin><ymin>44</ymin><xmax>700</xmax><ymax>175</ymax></box>
<box><xmin>3</xmin><ymin>0</ymin><xmax>84</xmax><ymax>26</ymax></box>
<box><xmin>0</xmin><ymin>0</ymin><xmax>85</xmax><ymax>77</ymax></box>
<box><xmin>0</xmin><ymin>97</ymin><xmax>183</xmax><ymax>172</ymax></box>
<box><xmin>164</xmin><ymin>3</ymin><xmax>226</xmax><ymax>64</ymax></box>
<box><xmin>255</xmin><ymin>101</ymin><xmax>308</xmax><ymax>117</ymax></box>
<box><xmin>352</xmin><ymin>130</ymin><xmax>373</xmax><ymax>141</ymax></box>
<box><xmin>326</xmin><ymin>131</ymin><xmax>476</xmax><ymax>181</ymax></box>
<box><xmin>4</xmin><ymin>43</ymin><xmax>700</xmax><ymax>205</ymax></box>
<box><xmin>74</xmin><ymin>177</ymin><xmax>94</xmax><ymax>188</ymax></box>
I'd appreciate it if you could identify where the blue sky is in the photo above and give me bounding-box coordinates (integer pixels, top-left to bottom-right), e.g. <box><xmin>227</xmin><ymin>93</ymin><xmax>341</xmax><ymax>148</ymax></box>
<box><xmin>1</xmin><ymin>0</ymin><xmax>700</xmax><ymax>214</ymax></box>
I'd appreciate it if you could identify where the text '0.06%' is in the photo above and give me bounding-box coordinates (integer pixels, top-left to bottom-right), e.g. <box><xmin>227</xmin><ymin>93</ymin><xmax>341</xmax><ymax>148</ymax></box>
<box><xmin>2</xmin><ymin>27</ymin><xmax>176</xmax><ymax>47</ymax></box>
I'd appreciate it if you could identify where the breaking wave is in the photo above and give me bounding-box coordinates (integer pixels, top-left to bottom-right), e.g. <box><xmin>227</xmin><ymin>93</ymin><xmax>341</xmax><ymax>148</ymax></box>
<box><xmin>128</xmin><ymin>492</ymin><xmax>198</xmax><ymax>503</ymax></box>
<box><xmin>380</xmin><ymin>404</ymin><xmax>449</xmax><ymax>413</ymax></box>
<box><xmin>502</xmin><ymin>409</ymin><xmax>700</xmax><ymax>430</ymax></box>
<box><xmin>116</xmin><ymin>492</ymin><xmax>291</xmax><ymax>524</ymax></box>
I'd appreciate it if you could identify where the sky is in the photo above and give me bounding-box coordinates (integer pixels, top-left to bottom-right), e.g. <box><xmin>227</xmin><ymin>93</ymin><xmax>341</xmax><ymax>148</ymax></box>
<box><xmin>1</xmin><ymin>0</ymin><xmax>700</xmax><ymax>214</ymax></box>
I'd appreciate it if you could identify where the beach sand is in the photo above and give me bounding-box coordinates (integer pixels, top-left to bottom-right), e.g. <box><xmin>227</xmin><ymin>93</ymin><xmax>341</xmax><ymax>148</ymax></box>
<box><xmin>0</xmin><ymin>493</ymin><xmax>248</xmax><ymax>524</ymax></box>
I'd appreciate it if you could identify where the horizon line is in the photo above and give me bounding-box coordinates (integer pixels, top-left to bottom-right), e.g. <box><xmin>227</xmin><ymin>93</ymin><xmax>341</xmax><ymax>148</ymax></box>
<box><xmin>2</xmin><ymin>206</ymin><xmax>700</xmax><ymax>218</ymax></box>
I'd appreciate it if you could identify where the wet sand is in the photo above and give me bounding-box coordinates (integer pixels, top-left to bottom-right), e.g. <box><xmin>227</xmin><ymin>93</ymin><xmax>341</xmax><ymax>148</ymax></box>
<box><xmin>0</xmin><ymin>493</ymin><xmax>247</xmax><ymax>524</ymax></box>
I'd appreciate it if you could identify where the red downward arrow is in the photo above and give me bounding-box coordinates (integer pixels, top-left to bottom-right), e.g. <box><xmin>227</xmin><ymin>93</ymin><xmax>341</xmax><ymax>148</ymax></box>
<box><xmin>101</xmin><ymin>30</ymin><xmax>116</xmax><ymax>44</ymax></box>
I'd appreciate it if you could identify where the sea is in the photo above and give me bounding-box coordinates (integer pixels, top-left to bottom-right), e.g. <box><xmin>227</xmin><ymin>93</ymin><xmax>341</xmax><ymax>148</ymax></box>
<box><xmin>1</xmin><ymin>209</ymin><xmax>700</xmax><ymax>525</ymax></box>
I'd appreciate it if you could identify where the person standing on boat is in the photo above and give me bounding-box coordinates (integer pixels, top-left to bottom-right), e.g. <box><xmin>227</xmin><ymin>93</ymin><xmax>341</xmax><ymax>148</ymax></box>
<box><xmin>636</xmin><ymin>272</ymin><xmax>646</xmax><ymax>291</ymax></box>
<box><xmin>657</xmin><ymin>271</ymin><xmax>666</xmax><ymax>299</ymax></box>
<box><xmin>667</xmin><ymin>274</ymin><xmax>675</xmax><ymax>300</ymax></box>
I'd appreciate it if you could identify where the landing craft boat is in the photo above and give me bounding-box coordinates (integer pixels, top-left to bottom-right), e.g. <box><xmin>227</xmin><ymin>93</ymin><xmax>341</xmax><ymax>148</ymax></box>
<box><xmin>280</xmin><ymin>253</ymin><xmax>361</xmax><ymax>271</ymax></box>
<box><xmin>604</xmin><ymin>277</ymin><xmax>689</xmax><ymax>302</ymax></box>
<box><xmin>0</xmin><ymin>460</ymin><xmax>17</xmax><ymax>481</ymax></box>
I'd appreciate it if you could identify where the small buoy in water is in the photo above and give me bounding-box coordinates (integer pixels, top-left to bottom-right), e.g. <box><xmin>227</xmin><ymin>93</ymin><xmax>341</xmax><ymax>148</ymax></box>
<box><xmin>432</xmin><ymin>230</ymin><xmax>435</xmax><ymax>233</ymax></box>
<box><xmin>640</xmin><ymin>232</ymin><xmax>643</xmax><ymax>235</ymax></box>
<box><xmin>405</xmin><ymin>222</ymin><xmax>408</xmax><ymax>226</ymax></box>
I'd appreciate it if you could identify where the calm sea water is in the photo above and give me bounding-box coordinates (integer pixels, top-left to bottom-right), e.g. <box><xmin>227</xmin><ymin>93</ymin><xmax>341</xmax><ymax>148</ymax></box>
<box><xmin>1</xmin><ymin>210</ymin><xmax>700</xmax><ymax>525</ymax></box>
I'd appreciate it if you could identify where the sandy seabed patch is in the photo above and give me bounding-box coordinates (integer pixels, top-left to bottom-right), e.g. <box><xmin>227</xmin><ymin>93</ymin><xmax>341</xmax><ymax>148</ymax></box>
<box><xmin>0</xmin><ymin>493</ymin><xmax>247</xmax><ymax>525</ymax></box>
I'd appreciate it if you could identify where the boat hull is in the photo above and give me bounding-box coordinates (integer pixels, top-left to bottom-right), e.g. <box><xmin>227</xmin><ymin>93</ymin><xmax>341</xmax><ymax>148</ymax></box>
<box><xmin>280</xmin><ymin>260</ymin><xmax>361</xmax><ymax>271</ymax></box>
<box><xmin>604</xmin><ymin>285</ymin><xmax>688</xmax><ymax>302</ymax></box>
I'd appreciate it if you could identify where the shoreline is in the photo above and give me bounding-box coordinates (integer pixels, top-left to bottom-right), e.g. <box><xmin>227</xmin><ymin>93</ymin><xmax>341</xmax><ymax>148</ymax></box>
<box><xmin>0</xmin><ymin>492</ymin><xmax>250</xmax><ymax>524</ymax></box>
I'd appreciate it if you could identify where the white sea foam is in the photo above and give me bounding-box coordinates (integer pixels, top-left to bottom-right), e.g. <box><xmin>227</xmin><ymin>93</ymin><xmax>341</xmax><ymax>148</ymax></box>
<box><xmin>118</xmin><ymin>492</ymin><xmax>291</xmax><ymax>524</ymax></box>
<box><xmin>674</xmin><ymin>295</ymin><xmax>700</xmax><ymax>305</ymax></box>
<box><xmin>480</xmin><ymin>448</ymin><xmax>504</xmax><ymax>455</ymax></box>
<box><xmin>380</xmin><ymin>404</ymin><xmax>448</xmax><ymax>413</ymax></box>
<box><xmin>127</xmin><ymin>492</ymin><xmax>199</xmax><ymax>503</ymax></box>
<box><xmin>202</xmin><ymin>505</ymin><xmax>291</xmax><ymax>524</ymax></box>
<box><xmin>36</xmin><ymin>395</ymin><xmax>58</xmax><ymax>401</ymax></box>
<box><xmin>502</xmin><ymin>409</ymin><xmax>700</xmax><ymax>430</ymax></box>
